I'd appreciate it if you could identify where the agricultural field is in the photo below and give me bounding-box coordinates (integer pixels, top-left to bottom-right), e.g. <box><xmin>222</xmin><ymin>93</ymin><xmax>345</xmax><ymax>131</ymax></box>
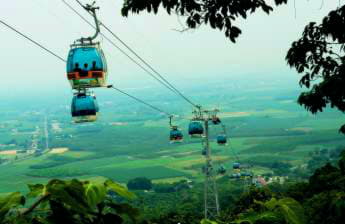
<box><xmin>0</xmin><ymin>78</ymin><xmax>344</xmax><ymax>193</ymax></box>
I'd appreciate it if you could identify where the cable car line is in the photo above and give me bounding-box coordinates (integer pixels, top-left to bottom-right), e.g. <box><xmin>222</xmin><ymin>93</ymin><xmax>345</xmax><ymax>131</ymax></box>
<box><xmin>72</xmin><ymin>0</ymin><xmax>198</xmax><ymax>108</ymax></box>
<box><xmin>99</xmin><ymin>24</ymin><xmax>198</xmax><ymax>108</ymax></box>
<box><xmin>0</xmin><ymin>19</ymin><xmax>66</xmax><ymax>63</ymax></box>
<box><xmin>107</xmin><ymin>85</ymin><xmax>172</xmax><ymax>117</ymax></box>
<box><xmin>61</xmin><ymin>0</ymin><xmax>179</xmax><ymax>95</ymax></box>
<box><xmin>0</xmin><ymin>18</ymin><xmax>172</xmax><ymax>119</ymax></box>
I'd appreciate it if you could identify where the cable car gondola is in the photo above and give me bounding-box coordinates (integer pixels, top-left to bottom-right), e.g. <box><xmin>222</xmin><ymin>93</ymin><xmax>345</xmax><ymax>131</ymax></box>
<box><xmin>241</xmin><ymin>172</ymin><xmax>253</xmax><ymax>178</ymax></box>
<box><xmin>230</xmin><ymin>173</ymin><xmax>241</xmax><ymax>179</ymax></box>
<box><xmin>188</xmin><ymin>121</ymin><xmax>204</xmax><ymax>137</ymax></box>
<box><xmin>217</xmin><ymin>134</ymin><xmax>227</xmax><ymax>145</ymax></box>
<box><xmin>71</xmin><ymin>92</ymin><xmax>99</xmax><ymax>123</ymax></box>
<box><xmin>66</xmin><ymin>3</ymin><xmax>107</xmax><ymax>90</ymax></box>
<box><xmin>202</xmin><ymin>148</ymin><xmax>207</xmax><ymax>156</ymax></box>
<box><xmin>217</xmin><ymin>166</ymin><xmax>226</xmax><ymax>175</ymax></box>
<box><xmin>66</xmin><ymin>3</ymin><xmax>107</xmax><ymax>123</ymax></box>
<box><xmin>67</xmin><ymin>43</ymin><xmax>108</xmax><ymax>89</ymax></box>
<box><xmin>233</xmin><ymin>162</ymin><xmax>241</xmax><ymax>169</ymax></box>
<box><xmin>169</xmin><ymin>116</ymin><xmax>183</xmax><ymax>143</ymax></box>
<box><xmin>170</xmin><ymin>126</ymin><xmax>183</xmax><ymax>143</ymax></box>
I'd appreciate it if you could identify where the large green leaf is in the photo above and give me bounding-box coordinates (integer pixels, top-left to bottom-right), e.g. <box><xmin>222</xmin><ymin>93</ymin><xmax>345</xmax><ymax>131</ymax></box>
<box><xmin>264</xmin><ymin>198</ymin><xmax>279</xmax><ymax>210</ymax></box>
<box><xmin>104</xmin><ymin>180</ymin><xmax>136</xmax><ymax>200</ymax></box>
<box><xmin>46</xmin><ymin>179</ymin><xmax>91</xmax><ymax>213</ymax></box>
<box><xmin>84</xmin><ymin>182</ymin><xmax>107</xmax><ymax>207</ymax></box>
<box><xmin>0</xmin><ymin>192</ymin><xmax>25</xmax><ymax>219</ymax></box>
<box><xmin>201</xmin><ymin>219</ymin><xmax>218</xmax><ymax>224</ymax></box>
<box><xmin>233</xmin><ymin>211</ymin><xmax>282</xmax><ymax>224</ymax></box>
<box><xmin>265</xmin><ymin>198</ymin><xmax>306</xmax><ymax>224</ymax></box>
<box><xmin>27</xmin><ymin>184</ymin><xmax>45</xmax><ymax>198</ymax></box>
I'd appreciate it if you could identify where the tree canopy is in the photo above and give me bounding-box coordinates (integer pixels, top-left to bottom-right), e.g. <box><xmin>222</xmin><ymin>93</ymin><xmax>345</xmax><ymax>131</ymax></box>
<box><xmin>286</xmin><ymin>5</ymin><xmax>345</xmax><ymax>133</ymax></box>
<box><xmin>127</xmin><ymin>177</ymin><xmax>153</xmax><ymax>191</ymax></box>
<box><xmin>121</xmin><ymin>0</ymin><xmax>287</xmax><ymax>42</ymax></box>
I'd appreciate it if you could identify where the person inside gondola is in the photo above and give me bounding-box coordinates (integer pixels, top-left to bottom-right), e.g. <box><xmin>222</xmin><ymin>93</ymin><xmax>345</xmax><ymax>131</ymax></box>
<box><xmin>73</xmin><ymin>63</ymin><xmax>82</xmax><ymax>72</ymax></box>
<box><xmin>92</xmin><ymin>61</ymin><xmax>98</xmax><ymax>70</ymax></box>
<box><xmin>80</xmin><ymin>63</ymin><xmax>89</xmax><ymax>77</ymax></box>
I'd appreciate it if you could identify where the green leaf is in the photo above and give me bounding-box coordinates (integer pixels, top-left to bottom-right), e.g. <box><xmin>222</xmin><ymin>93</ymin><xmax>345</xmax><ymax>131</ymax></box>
<box><xmin>27</xmin><ymin>184</ymin><xmax>45</xmax><ymax>198</ymax></box>
<box><xmin>84</xmin><ymin>182</ymin><xmax>107</xmax><ymax>207</ymax></box>
<box><xmin>104</xmin><ymin>180</ymin><xmax>136</xmax><ymax>200</ymax></box>
<box><xmin>201</xmin><ymin>219</ymin><xmax>218</xmax><ymax>224</ymax></box>
<box><xmin>46</xmin><ymin>179</ymin><xmax>91</xmax><ymax>213</ymax></box>
<box><xmin>0</xmin><ymin>192</ymin><xmax>25</xmax><ymax>218</ymax></box>
<box><xmin>234</xmin><ymin>211</ymin><xmax>281</xmax><ymax>224</ymax></box>
<box><xmin>264</xmin><ymin>198</ymin><xmax>279</xmax><ymax>210</ymax></box>
<box><xmin>274</xmin><ymin>198</ymin><xmax>306</xmax><ymax>224</ymax></box>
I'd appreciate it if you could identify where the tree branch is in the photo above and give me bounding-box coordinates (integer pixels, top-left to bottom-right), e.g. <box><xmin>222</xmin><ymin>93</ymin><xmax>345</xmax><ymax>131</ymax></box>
<box><xmin>172</xmin><ymin>27</ymin><xmax>191</xmax><ymax>33</ymax></box>
<box><xmin>21</xmin><ymin>194</ymin><xmax>50</xmax><ymax>216</ymax></box>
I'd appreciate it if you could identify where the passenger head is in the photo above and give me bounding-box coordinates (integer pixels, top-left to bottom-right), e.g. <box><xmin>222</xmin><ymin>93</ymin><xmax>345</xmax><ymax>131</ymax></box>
<box><xmin>92</xmin><ymin>61</ymin><xmax>96</xmax><ymax>68</ymax></box>
<box><xmin>84</xmin><ymin>63</ymin><xmax>88</xmax><ymax>69</ymax></box>
<box><xmin>75</xmin><ymin>63</ymin><xmax>79</xmax><ymax>68</ymax></box>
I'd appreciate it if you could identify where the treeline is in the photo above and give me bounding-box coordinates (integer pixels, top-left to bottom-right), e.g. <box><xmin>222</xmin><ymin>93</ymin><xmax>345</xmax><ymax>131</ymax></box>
<box><xmin>1</xmin><ymin>150</ymin><xmax>344</xmax><ymax>224</ymax></box>
<box><xmin>134</xmin><ymin>150</ymin><xmax>345</xmax><ymax>224</ymax></box>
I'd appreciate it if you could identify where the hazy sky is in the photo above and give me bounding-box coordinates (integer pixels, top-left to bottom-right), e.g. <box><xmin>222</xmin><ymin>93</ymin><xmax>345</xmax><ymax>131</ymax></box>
<box><xmin>0</xmin><ymin>0</ymin><xmax>343</xmax><ymax>97</ymax></box>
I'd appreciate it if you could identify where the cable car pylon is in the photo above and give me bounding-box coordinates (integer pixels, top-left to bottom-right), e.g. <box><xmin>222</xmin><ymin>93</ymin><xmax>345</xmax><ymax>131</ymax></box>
<box><xmin>193</xmin><ymin>106</ymin><xmax>220</xmax><ymax>219</ymax></box>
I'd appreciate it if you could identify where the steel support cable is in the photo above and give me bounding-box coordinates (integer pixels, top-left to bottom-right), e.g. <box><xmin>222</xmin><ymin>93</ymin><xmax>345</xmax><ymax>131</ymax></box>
<box><xmin>61</xmin><ymin>0</ymin><xmax>177</xmax><ymax>94</ymax></box>
<box><xmin>74</xmin><ymin>0</ymin><xmax>198</xmax><ymax>108</ymax></box>
<box><xmin>0</xmin><ymin>19</ymin><xmax>66</xmax><ymax>63</ymax></box>
<box><xmin>107</xmin><ymin>85</ymin><xmax>172</xmax><ymax>117</ymax></box>
<box><xmin>100</xmin><ymin>24</ymin><xmax>198</xmax><ymax>107</ymax></box>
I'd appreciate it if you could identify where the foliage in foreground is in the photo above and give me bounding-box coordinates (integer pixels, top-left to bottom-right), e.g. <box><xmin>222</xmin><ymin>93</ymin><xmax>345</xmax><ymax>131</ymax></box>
<box><xmin>286</xmin><ymin>4</ymin><xmax>345</xmax><ymax>133</ymax></box>
<box><xmin>0</xmin><ymin>179</ymin><xmax>138</xmax><ymax>224</ymax></box>
<box><xmin>233</xmin><ymin>197</ymin><xmax>306</xmax><ymax>224</ymax></box>
<box><xmin>121</xmin><ymin>0</ymin><xmax>287</xmax><ymax>42</ymax></box>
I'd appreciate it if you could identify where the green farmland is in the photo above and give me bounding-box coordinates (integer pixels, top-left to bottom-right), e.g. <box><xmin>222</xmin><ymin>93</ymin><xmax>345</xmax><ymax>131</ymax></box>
<box><xmin>0</xmin><ymin>80</ymin><xmax>344</xmax><ymax>193</ymax></box>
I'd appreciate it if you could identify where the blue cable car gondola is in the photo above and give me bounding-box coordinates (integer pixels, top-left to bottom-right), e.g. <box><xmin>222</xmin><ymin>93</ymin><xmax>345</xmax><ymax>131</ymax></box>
<box><xmin>170</xmin><ymin>126</ymin><xmax>183</xmax><ymax>143</ymax></box>
<box><xmin>217</xmin><ymin>166</ymin><xmax>227</xmax><ymax>175</ymax></box>
<box><xmin>202</xmin><ymin>148</ymin><xmax>207</xmax><ymax>156</ymax></box>
<box><xmin>241</xmin><ymin>172</ymin><xmax>253</xmax><ymax>178</ymax></box>
<box><xmin>233</xmin><ymin>162</ymin><xmax>241</xmax><ymax>169</ymax></box>
<box><xmin>217</xmin><ymin>135</ymin><xmax>227</xmax><ymax>145</ymax></box>
<box><xmin>66</xmin><ymin>4</ymin><xmax>107</xmax><ymax>123</ymax></box>
<box><xmin>67</xmin><ymin>44</ymin><xmax>108</xmax><ymax>89</ymax></box>
<box><xmin>66</xmin><ymin>4</ymin><xmax>107</xmax><ymax>90</ymax></box>
<box><xmin>71</xmin><ymin>93</ymin><xmax>99</xmax><ymax>123</ymax></box>
<box><xmin>188</xmin><ymin>121</ymin><xmax>204</xmax><ymax>137</ymax></box>
<box><xmin>230</xmin><ymin>173</ymin><xmax>241</xmax><ymax>179</ymax></box>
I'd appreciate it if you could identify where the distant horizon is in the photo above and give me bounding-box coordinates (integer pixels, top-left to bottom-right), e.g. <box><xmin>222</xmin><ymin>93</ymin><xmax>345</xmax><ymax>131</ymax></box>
<box><xmin>0</xmin><ymin>71</ymin><xmax>301</xmax><ymax>100</ymax></box>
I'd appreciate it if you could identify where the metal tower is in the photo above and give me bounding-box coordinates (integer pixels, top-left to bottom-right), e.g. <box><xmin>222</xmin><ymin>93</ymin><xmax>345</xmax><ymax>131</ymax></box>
<box><xmin>194</xmin><ymin>107</ymin><xmax>220</xmax><ymax>219</ymax></box>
